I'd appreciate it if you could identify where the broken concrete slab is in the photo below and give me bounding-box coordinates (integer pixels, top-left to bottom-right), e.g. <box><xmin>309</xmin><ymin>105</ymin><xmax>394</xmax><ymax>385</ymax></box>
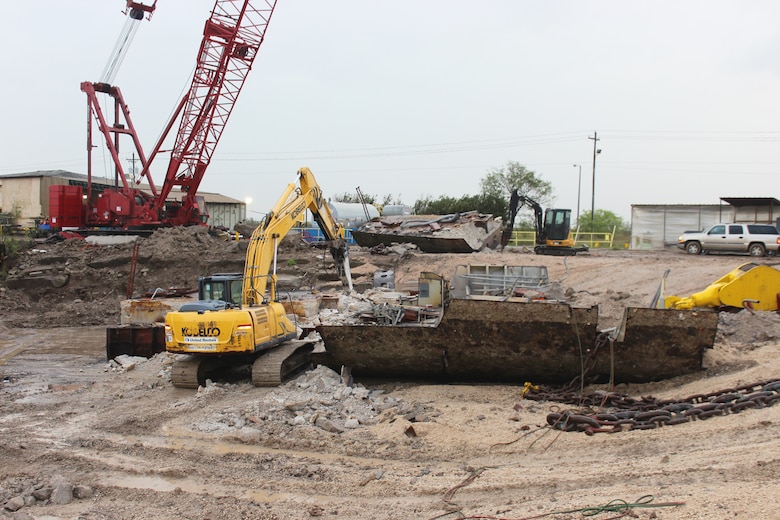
<box><xmin>352</xmin><ymin>212</ymin><xmax>502</xmax><ymax>253</ymax></box>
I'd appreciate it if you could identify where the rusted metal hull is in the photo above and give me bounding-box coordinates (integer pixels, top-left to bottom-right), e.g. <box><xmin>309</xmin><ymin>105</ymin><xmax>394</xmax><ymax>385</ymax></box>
<box><xmin>351</xmin><ymin>230</ymin><xmax>479</xmax><ymax>253</ymax></box>
<box><xmin>315</xmin><ymin>301</ymin><xmax>718</xmax><ymax>384</ymax></box>
<box><xmin>608</xmin><ymin>307</ymin><xmax>718</xmax><ymax>382</ymax></box>
<box><xmin>106</xmin><ymin>324</ymin><xmax>166</xmax><ymax>360</ymax></box>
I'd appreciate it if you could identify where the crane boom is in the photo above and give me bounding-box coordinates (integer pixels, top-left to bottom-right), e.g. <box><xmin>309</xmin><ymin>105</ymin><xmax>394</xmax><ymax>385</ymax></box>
<box><xmin>152</xmin><ymin>0</ymin><xmax>279</xmax><ymax>224</ymax></box>
<box><xmin>54</xmin><ymin>0</ymin><xmax>279</xmax><ymax>231</ymax></box>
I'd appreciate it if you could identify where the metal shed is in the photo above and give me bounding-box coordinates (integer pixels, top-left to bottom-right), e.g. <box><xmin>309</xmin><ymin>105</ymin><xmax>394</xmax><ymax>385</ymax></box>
<box><xmin>631</xmin><ymin>198</ymin><xmax>780</xmax><ymax>250</ymax></box>
<box><xmin>720</xmin><ymin>197</ymin><xmax>780</xmax><ymax>227</ymax></box>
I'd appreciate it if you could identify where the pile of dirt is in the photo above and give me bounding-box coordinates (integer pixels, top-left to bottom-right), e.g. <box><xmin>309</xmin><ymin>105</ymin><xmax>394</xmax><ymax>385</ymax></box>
<box><xmin>0</xmin><ymin>228</ymin><xmax>392</xmax><ymax>328</ymax></box>
<box><xmin>2</xmin><ymin>231</ymin><xmax>779</xmax><ymax>337</ymax></box>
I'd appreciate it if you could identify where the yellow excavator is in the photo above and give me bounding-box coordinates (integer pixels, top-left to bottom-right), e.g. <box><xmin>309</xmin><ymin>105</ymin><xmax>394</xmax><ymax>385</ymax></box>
<box><xmin>164</xmin><ymin>167</ymin><xmax>353</xmax><ymax>388</ymax></box>
<box><xmin>662</xmin><ymin>262</ymin><xmax>780</xmax><ymax>311</ymax></box>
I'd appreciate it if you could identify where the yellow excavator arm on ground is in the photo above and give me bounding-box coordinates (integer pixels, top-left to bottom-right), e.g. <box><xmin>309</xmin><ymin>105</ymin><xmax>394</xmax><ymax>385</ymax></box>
<box><xmin>664</xmin><ymin>263</ymin><xmax>780</xmax><ymax>311</ymax></box>
<box><xmin>243</xmin><ymin>166</ymin><xmax>352</xmax><ymax>305</ymax></box>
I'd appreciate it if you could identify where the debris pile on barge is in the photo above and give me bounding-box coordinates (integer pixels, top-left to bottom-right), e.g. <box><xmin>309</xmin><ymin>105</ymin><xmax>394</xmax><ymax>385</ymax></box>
<box><xmin>351</xmin><ymin>211</ymin><xmax>502</xmax><ymax>253</ymax></box>
<box><xmin>314</xmin><ymin>265</ymin><xmax>719</xmax><ymax>385</ymax></box>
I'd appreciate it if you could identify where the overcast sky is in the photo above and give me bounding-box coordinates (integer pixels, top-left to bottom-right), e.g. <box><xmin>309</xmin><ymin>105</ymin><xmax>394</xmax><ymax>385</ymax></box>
<box><xmin>2</xmin><ymin>1</ymin><xmax>779</xmax><ymax>222</ymax></box>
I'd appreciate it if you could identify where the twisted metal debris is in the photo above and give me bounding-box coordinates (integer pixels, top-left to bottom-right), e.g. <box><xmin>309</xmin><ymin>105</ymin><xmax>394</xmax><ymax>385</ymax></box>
<box><xmin>527</xmin><ymin>379</ymin><xmax>780</xmax><ymax>435</ymax></box>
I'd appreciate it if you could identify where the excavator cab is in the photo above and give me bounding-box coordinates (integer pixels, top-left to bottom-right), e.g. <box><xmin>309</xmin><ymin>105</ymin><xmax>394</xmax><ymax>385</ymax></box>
<box><xmin>543</xmin><ymin>209</ymin><xmax>573</xmax><ymax>242</ymax></box>
<box><xmin>198</xmin><ymin>273</ymin><xmax>243</xmax><ymax>306</ymax></box>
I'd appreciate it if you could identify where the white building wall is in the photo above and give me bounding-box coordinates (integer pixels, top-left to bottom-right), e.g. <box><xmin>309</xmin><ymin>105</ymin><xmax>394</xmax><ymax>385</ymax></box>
<box><xmin>0</xmin><ymin>177</ymin><xmax>44</xmax><ymax>227</ymax></box>
<box><xmin>733</xmin><ymin>205</ymin><xmax>780</xmax><ymax>223</ymax></box>
<box><xmin>207</xmin><ymin>203</ymin><xmax>245</xmax><ymax>230</ymax></box>
<box><xmin>630</xmin><ymin>205</ymin><xmax>728</xmax><ymax>249</ymax></box>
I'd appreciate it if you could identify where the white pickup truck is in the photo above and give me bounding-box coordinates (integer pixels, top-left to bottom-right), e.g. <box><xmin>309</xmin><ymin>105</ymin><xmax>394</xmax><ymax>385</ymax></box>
<box><xmin>678</xmin><ymin>223</ymin><xmax>780</xmax><ymax>256</ymax></box>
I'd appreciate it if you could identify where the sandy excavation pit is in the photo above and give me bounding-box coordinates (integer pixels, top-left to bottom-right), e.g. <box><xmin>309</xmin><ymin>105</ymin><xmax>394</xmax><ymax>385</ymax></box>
<box><xmin>2</xmin><ymin>229</ymin><xmax>780</xmax><ymax>519</ymax></box>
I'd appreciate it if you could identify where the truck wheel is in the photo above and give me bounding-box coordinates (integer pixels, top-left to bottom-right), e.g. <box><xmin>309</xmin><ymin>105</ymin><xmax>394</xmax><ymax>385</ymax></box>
<box><xmin>685</xmin><ymin>241</ymin><xmax>702</xmax><ymax>255</ymax></box>
<box><xmin>748</xmin><ymin>243</ymin><xmax>766</xmax><ymax>257</ymax></box>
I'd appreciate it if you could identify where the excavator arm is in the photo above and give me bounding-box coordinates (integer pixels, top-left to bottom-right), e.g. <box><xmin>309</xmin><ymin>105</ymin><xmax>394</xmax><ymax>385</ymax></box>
<box><xmin>501</xmin><ymin>190</ymin><xmax>545</xmax><ymax>247</ymax></box>
<box><xmin>243</xmin><ymin>167</ymin><xmax>353</xmax><ymax>306</ymax></box>
<box><xmin>664</xmin><ymin>263</ymin><xmax>780</xmax><ymax>311</ymax></box>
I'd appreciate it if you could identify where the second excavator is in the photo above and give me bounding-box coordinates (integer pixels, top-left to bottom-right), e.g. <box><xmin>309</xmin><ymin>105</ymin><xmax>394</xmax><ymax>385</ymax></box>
<box><xmin>164</xmin><ymin>167</ymin><xmax>353</xmax><ymax>388</ymax></box>
<box><xmin>501</xmin><ymin>190</ymin><xmax>588</xmax><ymax>256</ymax></box>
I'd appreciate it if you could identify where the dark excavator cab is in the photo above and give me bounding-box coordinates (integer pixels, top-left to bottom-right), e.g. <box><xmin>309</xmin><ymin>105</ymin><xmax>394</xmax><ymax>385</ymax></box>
<box><xmin>544</xmin><ymin>208</ymin><xmax>573</xmax><ymax>242</ymax></box>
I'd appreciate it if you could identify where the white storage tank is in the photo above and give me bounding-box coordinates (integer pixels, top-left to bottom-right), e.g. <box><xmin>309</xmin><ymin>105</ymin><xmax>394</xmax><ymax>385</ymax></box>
<box><xmin>382</xmin><ymin>204</ymin><xmax>412</xmax><ymax>216</ymax></box>
<box><xmin>327</xmin><ymin>201</ymin><xmax>380</xmax><ymax>228</ymax></box>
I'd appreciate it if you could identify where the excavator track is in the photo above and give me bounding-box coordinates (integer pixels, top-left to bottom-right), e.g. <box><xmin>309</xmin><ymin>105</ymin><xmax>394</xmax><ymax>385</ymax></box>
<box><xmin>170</xmin><ymin>355</ymin><xmax>220</xmax><ymax>389</ymax></box>
<box><xmin>252</xmin><ymin>340</ymin><xmax>316</xmax><ymax>387</ymax></box>
<box><xmin>170</xmin><ymin>340</ymin><xmax>317</xmax><ymax>389</ymax></box>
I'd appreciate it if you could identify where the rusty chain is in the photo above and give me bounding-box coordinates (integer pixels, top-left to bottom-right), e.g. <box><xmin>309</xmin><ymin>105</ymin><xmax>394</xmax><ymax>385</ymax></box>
<box><xmin>526</xmin><ymin>379</ymin><xmax>780</xmax><ymax>435</ymax></box>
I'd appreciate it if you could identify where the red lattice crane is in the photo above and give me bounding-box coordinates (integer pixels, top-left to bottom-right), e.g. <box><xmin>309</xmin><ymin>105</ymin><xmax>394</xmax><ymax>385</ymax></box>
<box><xmin>52</xmin><ymin>0</ymin><xmax>278</xmax><ymax>230</ymax></box>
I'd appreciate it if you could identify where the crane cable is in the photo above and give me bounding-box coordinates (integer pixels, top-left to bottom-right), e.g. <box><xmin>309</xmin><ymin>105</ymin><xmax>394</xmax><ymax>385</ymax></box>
<box><xmin>100</xmin><ymin>8</ymin><xmax>146</xmax><ymax>85</ymax></box>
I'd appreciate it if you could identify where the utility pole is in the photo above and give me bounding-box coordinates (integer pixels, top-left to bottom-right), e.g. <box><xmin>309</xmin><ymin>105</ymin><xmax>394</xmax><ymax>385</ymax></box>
<box><xmin>126</xmin><ymin>153</ymin><xmax>139</xmax><ymax>183</ymax></box>
<box><xmin>572</xmin><ymin>164</ymin><xmax>582</xmax><ymax>224</ymax></box>
<box><xmin>588</xmin><ymin>131</ymin><xmax>601</xmax><ymax>223</ymax></box>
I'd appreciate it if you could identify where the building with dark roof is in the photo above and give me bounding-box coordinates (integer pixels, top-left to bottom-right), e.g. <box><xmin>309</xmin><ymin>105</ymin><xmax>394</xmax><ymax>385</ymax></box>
<box><xmin>0</xmin><ymin>170</ymin><xmax>246</xmax><ymax>230</ymax></box>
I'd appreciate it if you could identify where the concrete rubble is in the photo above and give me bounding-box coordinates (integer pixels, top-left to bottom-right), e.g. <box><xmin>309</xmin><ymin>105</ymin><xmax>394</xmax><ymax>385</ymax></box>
<box><xmin>1</xmin><ymin>477</ymin><xmax>93</xmax><ymax>514</ymax></box>
<box><xmin>191</xmin><ymin>364</ymin><xmax>435</xmax><ymax>436</ymax></box>
<box><xmin>102</xmin><ymin>355</ymin><xmax>434</xmax><ymax>437</ymax></box>
<box><xmin>351</xmin><ymin>212</ymin><xmax>502</xmax><ymax>253</ymax></box>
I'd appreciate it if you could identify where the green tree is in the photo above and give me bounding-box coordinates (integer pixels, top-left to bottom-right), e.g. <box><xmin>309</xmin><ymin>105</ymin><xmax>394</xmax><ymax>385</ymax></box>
<box><xmin>380</xmin><ymin>193</ymin><xmax>404</xmax><ymax>206</ymax></box>
<box><xmin>412</xmin><ymin>162</ymin><xmax>553</xmax><ymax>220</ymax></box>
<box><xmin>577</xmin><ymin>209</ymin><xmax>628</xmax><ymax>233</ymax></box>
<box><xmin>480</xmin><ymin>161</ymin><xmax>553</xmax><ymax>206</ymax></box>
<box><xmin>333</xmin><ymin>192</ymin><xmax>404</xmax><ymax>207</ymax></box>
<box><xmin>413</xmin><ymin>193</ymin><xmax>507</xmax><ymax>217</ymax></box>
<box><xmin>332</xmin><ymin>192</ymin><xmax>376</xmax><ymax>205</ymax></box>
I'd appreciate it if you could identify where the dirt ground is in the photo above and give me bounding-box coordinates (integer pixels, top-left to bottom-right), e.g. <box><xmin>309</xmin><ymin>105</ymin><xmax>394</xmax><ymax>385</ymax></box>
<box><xmin>1</xmin><ymin>230</ymin><xmax>780</xmax><ymax>520</ymax></box>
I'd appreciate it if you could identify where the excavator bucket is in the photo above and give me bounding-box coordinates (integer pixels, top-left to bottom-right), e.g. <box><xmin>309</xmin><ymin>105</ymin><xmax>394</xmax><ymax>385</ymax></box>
<box><xmin>717</xmin><ymin>264</ymin><xmax>780</xmax><ymax>311</ymax></box>
<box><xmin>666</xmin><ymin>263</ymin><xmax>780</xmax><ymax>311</ymax></box>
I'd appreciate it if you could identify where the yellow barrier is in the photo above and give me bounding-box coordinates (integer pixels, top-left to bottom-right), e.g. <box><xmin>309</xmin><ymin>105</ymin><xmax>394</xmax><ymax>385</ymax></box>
<box><xmin>505</xmin><ymin>226</ymin><xmax>618</xmax><ymax>249</ymax></box>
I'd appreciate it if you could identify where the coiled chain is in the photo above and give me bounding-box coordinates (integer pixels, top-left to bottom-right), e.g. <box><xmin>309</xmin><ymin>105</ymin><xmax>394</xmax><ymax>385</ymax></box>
<box><xmin>526</xmin><ymin>379</ymin><xmax>780</xmax><ymax>435</ymax></box>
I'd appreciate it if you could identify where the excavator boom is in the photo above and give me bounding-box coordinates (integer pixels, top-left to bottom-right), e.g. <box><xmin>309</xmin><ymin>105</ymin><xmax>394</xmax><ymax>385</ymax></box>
<box><xmin>244</xmin><ymin>167</ymin><xmax>353</xmax><ymax>305</ymax></box>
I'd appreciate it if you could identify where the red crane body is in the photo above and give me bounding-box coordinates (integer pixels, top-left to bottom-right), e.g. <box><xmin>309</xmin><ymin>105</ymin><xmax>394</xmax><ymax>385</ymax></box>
<box><xmin>52</xmin><ymin>0</ymin><xmax>278</xmax><ymax>230</ymax></box>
